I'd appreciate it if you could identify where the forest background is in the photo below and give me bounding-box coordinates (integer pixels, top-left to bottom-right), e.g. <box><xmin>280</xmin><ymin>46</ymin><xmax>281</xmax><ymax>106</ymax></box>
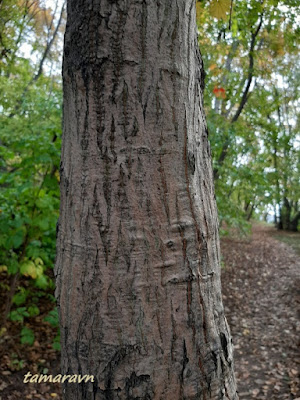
<box><xmin>0</xmin><ymin>0</ymin><xmax>299</xmax><ymax>398</ymax></box>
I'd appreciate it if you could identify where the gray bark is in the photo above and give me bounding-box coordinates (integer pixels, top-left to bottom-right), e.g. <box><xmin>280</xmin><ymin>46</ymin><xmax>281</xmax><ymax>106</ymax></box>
<box><xmin>55</xmin><ymin>1</ymin><xmax>238</xmax><ymax>399</ymax></box>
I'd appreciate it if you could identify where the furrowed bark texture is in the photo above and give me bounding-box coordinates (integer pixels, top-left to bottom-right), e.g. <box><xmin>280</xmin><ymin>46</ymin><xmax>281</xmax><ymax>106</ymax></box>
<box><xmin>55</xmin><ymin>1</ymin><xmax>238</xmax><ymax>399</ymax></box>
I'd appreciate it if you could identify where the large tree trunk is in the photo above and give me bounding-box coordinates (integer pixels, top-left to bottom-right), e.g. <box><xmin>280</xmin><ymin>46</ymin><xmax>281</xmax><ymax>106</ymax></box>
<box><xmin>278</xmin><ymin>198</ymin><xmax>300</xmax><ymax>232</ymax></box>
<box><xmin>55</xmin><ymin>1</ymin><xmax>238</xmax><ymax>399</ymax></box>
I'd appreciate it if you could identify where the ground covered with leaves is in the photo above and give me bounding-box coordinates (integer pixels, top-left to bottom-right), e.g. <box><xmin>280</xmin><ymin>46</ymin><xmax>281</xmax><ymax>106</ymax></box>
<box><xmin>222</xmin><ymin>224</ymin><xmax>300</xmax><ymax>399</ymax></box>
<box><xmin>0</xmin><ymin>224</ymin><xmax>299</xmax><ymax>399</ymax></box>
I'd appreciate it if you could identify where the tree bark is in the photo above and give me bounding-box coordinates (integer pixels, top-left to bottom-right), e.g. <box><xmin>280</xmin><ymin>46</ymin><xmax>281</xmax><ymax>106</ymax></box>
<box><xmin>55</xmin><ymin>1</ymin><xmax>238</xmax><ymax>399</ymax></box>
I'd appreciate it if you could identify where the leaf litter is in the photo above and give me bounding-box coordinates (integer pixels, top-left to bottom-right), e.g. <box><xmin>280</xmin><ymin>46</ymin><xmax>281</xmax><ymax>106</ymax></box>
<box><xmin>0</xmin><ymin>224</ymin><xmax>299</xmax><ymax>399</ymax></box>
<box><xmin>221</xmin><ymin>224</ymin><xmax>300</xmax><ymax>399</ymax></box>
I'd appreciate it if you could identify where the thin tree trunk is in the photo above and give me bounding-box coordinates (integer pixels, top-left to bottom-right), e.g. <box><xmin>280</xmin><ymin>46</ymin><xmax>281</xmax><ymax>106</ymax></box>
<box><xmin>246</xmin><ymin>204</ymin><xmax>255</xmax><ymax>221</ymax></box>
<box><xmin>56</xmin><ymin>1</ymin><xmax>238</xmax><ymax>399</ymax></box>
<box><xmin>290</xmin><ymin>211</ymin><xmax>300</xmax><ymax>232</ymax></box>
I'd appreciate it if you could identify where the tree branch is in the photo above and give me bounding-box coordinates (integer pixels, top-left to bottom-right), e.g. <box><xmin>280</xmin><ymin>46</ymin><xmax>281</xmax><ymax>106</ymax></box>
<box><xmin>231</xmin><ymin>14</ymin><xmax>263</xmax><ymax>123</ymax></box>
<box><xmin>214</xmin><ymin>14</ymin><xmax>264</xmax><ymax>180</ymax></box>
<box><xmin>30</xmin><ymin>2</ymin><xmax>65</xmax><ymax>84</ymax></box>
<box><xmin>8</xmin><ymin>2</ymin><xmax>65</xmax><ymax>118</ymax></box>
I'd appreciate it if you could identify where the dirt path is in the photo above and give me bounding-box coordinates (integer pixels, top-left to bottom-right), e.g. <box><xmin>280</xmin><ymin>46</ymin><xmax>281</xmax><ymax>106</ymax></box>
<box><xmin>221</xmin><ymin>224</ymin><xmax>300</xmax><ymax>399</ymax></box>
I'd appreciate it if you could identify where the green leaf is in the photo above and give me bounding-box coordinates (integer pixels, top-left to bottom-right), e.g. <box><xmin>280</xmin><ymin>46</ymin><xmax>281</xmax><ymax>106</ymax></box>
<box><xmin>26</xmin><ymin>241</ymin><xmax>42</xmax><ymax>258</ymax></box>
<box><xmin>9</xmin><ymin>310</ymin><xmax>24</xmax><ymax>322</ymax></box>
<box><xmin>20</xmin><ymin>327</ymin><xmax>35</xmax><ymax>346</ymax></box>
<box><xmin>7</xmin><ymin>259</ymin><xmax>19</xmax><ymax>275</ymax></box>
<box><xmin>52</xmin><ymin>334</ymin><xmax>61</xmax><ymax>351</ymax></box>
<box><xmin>231</xmin><ymin>16</ymin><xmax>238</xmax><ymax>37</ymax></box>
<box><xmin>36</xmin><ymin>218</ymin><xmax>50</xmax><ymax>231</ymax></box>
<box><xmin>12</xmin><ymin>231</ymin><xmax>24</xmax><ymax>249</ymax></box>
<box><xmin>27</xmin><ymin>305</ymin><xmax>40</xmax><ymax>317</ymax></box>
<box><xmin>9</xmin><ymin>307</ymin><xmax>29</xmax><ymax>323</ymax></box>
<box><xmin>44</xmin><ymin>308</ymin><xmax>59</xmax><ymax>327</ymax></box>
<box><xmin>35</xmin><ymin>274</ymin><xmax>48</xmax><ymax>289</ymax></box>
<box><xmin>12</xmin><ymin>289</ymin><xmax>27</xmax><ymax>306</ymax></box>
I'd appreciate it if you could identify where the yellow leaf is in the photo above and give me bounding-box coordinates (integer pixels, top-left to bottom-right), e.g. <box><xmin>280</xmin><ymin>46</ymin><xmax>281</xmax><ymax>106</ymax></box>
<box><xmin>0</xmin><ymin>265</ymin><xmax>7</xmax><ymax>273</ymax></box>
<box><xmin>35</xmin><ymin>257</ymin><xmax>44</xmax><ymax>266</ymax></box>
<box><xmin>209</xmin><ymin>0</ymin><xmax>231</xmax><ymax>20</ymax></box>
<box><xmin>209</xmin><ymin>63</ymin><xmax>218</xmax><ymax>71</ymax></box>
<box><xmin>196</xmin><ymin>2</ymin><xmax>203</xmax><ymax>19</ymax></box>
<box><xmin>36</xmin><ymin>264</ymin><xmax>44</xmax><ymax>279</ymax></box>
<box><xmin>0</xmin><ymin>327</ymin><xmax>7</xmax><ymax>336</ymax></box>
<box><xmin>20</xmin><ymin>261</ymin><xmax>37</xmax><ymax>279</ymax></box>
<box><xmin>55</xmin><ymin>170</ymin><xmax>60</xmax><ymax>182</ymax></box>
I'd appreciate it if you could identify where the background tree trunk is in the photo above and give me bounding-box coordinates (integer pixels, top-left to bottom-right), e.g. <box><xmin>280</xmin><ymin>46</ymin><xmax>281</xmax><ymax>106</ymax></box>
<box><xmin>55</xmin><ymin>1</ymin><xmax>238</xmax><ymax>399</ymax></box>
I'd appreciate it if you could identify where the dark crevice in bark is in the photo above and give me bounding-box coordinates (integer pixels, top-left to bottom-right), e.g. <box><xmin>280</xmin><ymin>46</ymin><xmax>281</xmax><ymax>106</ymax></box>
<box><xmin>158</xmin><ymin>156</ymin><xmax>171</xmax><ymax>224</ymax></box>
<box><xmin>180</xmin><ymin>339</ymin><xmax>189</xmax><ymax>383</ymax></box>
<box><xmin>220</xmin><ymin>332</ymin><xmax>229</xmax><ymax>363</ymax></box>
<box><xmin>138</xmin><ymin>0</ymin><xmax>148</xmax><ymax>104</ymax></box>
<box><xmin>125</xmin><ymin>372</ymin><xmax>153</xmax><ymax>400</ymax></box>
<box><xmin>103</xmin><ymin>346</ymin><xmax>140</xmax><ymax>397</ymax></box>
<box><xmin>183</xmin><ymin>112</ymin><xmax>202</xmax><ymax>246</ymax></box>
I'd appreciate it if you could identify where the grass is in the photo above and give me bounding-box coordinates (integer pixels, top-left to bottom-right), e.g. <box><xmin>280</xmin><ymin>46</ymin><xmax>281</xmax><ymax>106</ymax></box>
<box><xmin>272</xmin><ymin>231</ymin><xmax>300</xmax><ymax>256</ymax></box>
